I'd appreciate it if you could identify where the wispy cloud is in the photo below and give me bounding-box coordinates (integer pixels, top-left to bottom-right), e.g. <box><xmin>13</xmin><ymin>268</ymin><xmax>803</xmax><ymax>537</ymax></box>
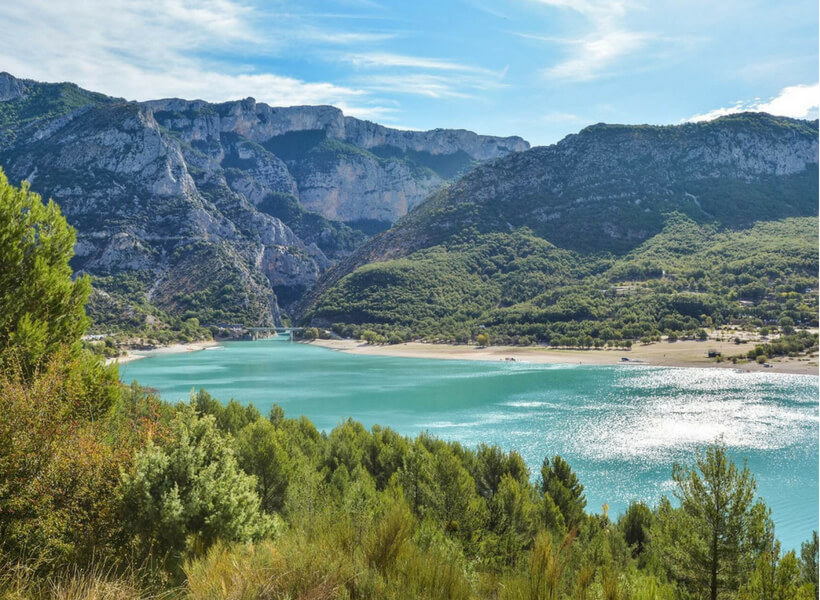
<box><xmin>299</xmin><ymin>30</ymin><xmax>397</xmax><ymax>45</ymax></box>
<box><xmin>0</xmin><ymin>0</ymin><xmax>394</xmax><ymax>119</ymax></box>
<box><xmin>544</xmin><ymin>30</ymin><xmax>654</xmax><ymax>81</ymax></box>
<box><xmin>522</xmin><ymin>0</ymin><xmax>657</xmax><ymax>82</ymax></box>
<box><xmin>357</xmin><ymin>72</ymin><xmax>506</xmax><ymax>99</ymax></box>
<box><xmin>344</xmin><ymin>52</ymin><xmax>480</xmax><ymax>71</ymax></box>
<box><xmin>688</xmin><ymin>82</ymin><xmax>820</xmax><ymax>122</ymax></box>
<box><xmin>340</xmin><ymin>51</ymin><xmax>506</xmax><ymax>99</ymax></box>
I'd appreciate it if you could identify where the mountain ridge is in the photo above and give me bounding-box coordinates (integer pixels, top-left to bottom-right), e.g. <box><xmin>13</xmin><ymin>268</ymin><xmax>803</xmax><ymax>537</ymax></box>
<box><xmin>0</xmin><ymin>71</ymin><xmax>529</xmax><ymax>329</ymax></box>
<box><xmin>301</xmin><ymin>112</ymin><xmax>819</xmax><ymax>342</ymax></box>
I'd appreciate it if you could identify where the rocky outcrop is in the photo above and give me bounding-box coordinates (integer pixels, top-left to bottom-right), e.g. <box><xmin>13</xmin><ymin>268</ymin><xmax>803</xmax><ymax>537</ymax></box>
<box><xmin>294</xmin><ymin>151</ymin><xmax>442</xmax><ymax>222</ymax></box>
<box><xmin>395</xmin><ymin>113</ymin><xmax>819</xmax><ymax>255</ymax></box>
<box><xmin>0</xmin><ymin>72</ymin><xmax>528</xmax><ymax>325</ymax></box>
<box><xmin>300</xmin><ymin>113</ymin><xmax>819</xmax><ymax>315</ymax></box>
<box><xmin>143</xmin><ymin>96</ymin><xmax>529</xmax><ymax>223</ymax></box>
<box><xmin>0</xmin><ymin>72</ymin><xmax>27</xmax><ymax>101</ymax></box>
<box><xmin>343</xmin><ymin>117</ymin><xmax>529</xmax><ymax>160</ymax></box>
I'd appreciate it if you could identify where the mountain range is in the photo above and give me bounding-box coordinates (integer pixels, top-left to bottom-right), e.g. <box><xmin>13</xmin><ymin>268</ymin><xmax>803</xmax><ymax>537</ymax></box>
<box><xmin>302</xmin><ymin>113</ymin><xmax>818</xmax><ymax>343</ymax></box>
<box><xmin>1</xmin><ymin>72</ymin><xmax>817</xmax><ymax>342</ymax></box>
<box><xmin>0</xmin><ymin>72</ymin><xmax>527</xmax><ymax>328</ymax></box>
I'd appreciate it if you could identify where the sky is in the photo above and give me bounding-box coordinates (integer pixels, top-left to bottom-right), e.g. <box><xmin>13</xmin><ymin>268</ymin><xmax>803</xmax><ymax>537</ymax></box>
<box><xmin>0</xmin><ymin>0</ymin><xmax>817</xmax><ymax>145</ymax></box>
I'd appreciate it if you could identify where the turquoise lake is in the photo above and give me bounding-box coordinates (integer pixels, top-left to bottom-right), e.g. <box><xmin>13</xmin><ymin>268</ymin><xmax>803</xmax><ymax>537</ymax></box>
<box><xmin>121</xmin><ymin>338</ymin><xmax>819</xmax><ymax>549</ymax></box>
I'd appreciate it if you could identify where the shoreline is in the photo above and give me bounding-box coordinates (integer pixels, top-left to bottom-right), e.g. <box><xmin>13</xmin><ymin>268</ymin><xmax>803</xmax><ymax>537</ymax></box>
<box><xmin>306</xmin><ymin>339</ymin><xmax>819</xmax><ymax>376</ymax></box>
<box><xmin>104</xmin><ymin>336</ymin><xmax>819</xmax><ymax>376</ymax></box>
<box><xmin>106</xmin><ymin>340</ymin><xmax>221</xmax><ymax>365</ymax></box>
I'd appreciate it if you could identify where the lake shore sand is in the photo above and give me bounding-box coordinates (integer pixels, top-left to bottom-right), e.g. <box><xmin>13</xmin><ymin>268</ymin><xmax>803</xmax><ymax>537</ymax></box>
<box><xmin>106</xmin><ymin>340</ymin><xmax>221</xmax><ymax>365</ymax></box>
<box><xmin>308</xmin><ymin>338</ymin><xmax>819</xmax><ymax>376</ymax></box>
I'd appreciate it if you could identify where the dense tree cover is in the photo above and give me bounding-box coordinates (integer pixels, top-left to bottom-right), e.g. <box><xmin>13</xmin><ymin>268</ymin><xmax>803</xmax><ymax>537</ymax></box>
<box><xmin>3</xmin><ymin>377</ymin><xmax>818</xmax><ymax>599</ymax></box>
<box><xmin>307</xmin><ymin>215</ymin><xmax>818</xmax><ymax>348</ymax></box>
<box><xmin>0</xmin><ymin>168</ymin><xmax>91</xmax><ymax>375</ymax></box>
<box><xmin>1</xmin><ymin>172</ymin><xmax>817</xmax><ymax>599</ymax></box>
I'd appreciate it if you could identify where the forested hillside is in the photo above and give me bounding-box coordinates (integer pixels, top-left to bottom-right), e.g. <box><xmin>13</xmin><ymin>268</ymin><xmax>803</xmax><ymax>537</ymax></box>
<box><xmin>0</xmin><ymin>72</ymin><xmax>527</xmax><ymax>334</ymax></box>
<box><xmin>1</xmin><ymin>171</ymin><xmax>818</xmax><ymax>599</ymax></box>
<box><xmin>308</xmin><ymin>216</ymin><xmax>818</xmax><ymax>345</ymax></box>
<box><xmin>303</xmin><ymin>114</ymin><xmax>819</xmax><ymax>345</ymax></box>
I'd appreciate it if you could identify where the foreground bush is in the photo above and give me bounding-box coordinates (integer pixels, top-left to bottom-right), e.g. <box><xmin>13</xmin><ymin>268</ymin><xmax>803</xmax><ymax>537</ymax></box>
<box><xmin>0</xmin><ymin>170</ymin><xmax>816</xmax><ymax>598</ymax></box>
<box><xmin>121</xmin><ymin>406</ymin><xmax>276</xmax><ymax>567</ymax></box>
<box><xmin>0</xmin><ymin>349</ymin><xmax>126</xmax><ymax>567</ymax></box>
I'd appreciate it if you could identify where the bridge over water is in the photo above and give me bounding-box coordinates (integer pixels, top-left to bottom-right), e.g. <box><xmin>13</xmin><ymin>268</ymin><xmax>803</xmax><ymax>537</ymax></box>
<box><xmin>212</xmin><ymin>324</ymin><xmax>304</xmax><ymax>341</ymax></box>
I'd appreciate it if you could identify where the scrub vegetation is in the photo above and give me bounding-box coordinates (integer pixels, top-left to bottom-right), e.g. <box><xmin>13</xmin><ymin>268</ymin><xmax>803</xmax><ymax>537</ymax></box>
<box><xmin>309</xmin><ymin>216</ymin><xmax>818</xmax><ymax>349</ymax></box>
<box><xmin>1</xmin><ymin>141</ymin><xmax>818</xmax><ymax>600</ymax></box>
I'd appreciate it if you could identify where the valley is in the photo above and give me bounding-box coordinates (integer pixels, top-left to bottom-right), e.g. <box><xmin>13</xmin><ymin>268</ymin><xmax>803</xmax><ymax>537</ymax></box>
<box><xmin>0</xmin><ymin>71</ymin><xmax>527</xmax><ymax>333</ymax></box>
<box><xmin>4</xmin><ymin>73</ymin><xmax>817</xmax><ymax>362</ymax></box>
<box><xmin>1</xmin><ymin>69</ymin><xmax>818</xmax><ymax>600</ymax></box>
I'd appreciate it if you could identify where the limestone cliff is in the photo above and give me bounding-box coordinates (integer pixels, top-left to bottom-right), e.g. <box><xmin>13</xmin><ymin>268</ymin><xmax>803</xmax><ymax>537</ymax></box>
<box><xmin>0</xmin><ymin>72</ymin><xmax>528</xmax><ymax>326</ymax></box>
<box><xmin>300</xmin><ymin>113</ymin><xmax>819</xmax><ymax>316</ymax></box>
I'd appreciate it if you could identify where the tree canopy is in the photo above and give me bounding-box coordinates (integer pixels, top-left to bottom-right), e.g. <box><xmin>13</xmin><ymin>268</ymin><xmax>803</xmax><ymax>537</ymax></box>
<box><xmin>655</xmin><ymin>442</ymin><xmax>772</xmax><ymax>600</ymax></box>
<box><xmin>0</xmin><ymin>167</ymin><xmax>90</xmax><ymax>374</ymax></box>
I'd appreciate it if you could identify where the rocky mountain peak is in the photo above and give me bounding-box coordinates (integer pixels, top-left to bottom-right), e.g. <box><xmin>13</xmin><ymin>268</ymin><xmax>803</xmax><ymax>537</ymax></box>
<box><xmin>0</xmin><ymin>72</ymin><xmax>530</xmax><ymax>327</ymax></box>
<box><xmin>299</xmin><ymin>112</ymin><xmax>819</xmax><ymax>314</ymax></box>
<box><xmin>0</xmin><ymin>72</ymin><xmax>29</xmax><ymax>102</ymax></box>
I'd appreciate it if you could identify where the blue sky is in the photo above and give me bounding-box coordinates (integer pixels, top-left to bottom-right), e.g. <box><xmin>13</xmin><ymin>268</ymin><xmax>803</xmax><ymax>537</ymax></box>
<box><xmin>0</xmin><ymin>0</ymin><xmax>817</xmax><ymax>145</ymax></box>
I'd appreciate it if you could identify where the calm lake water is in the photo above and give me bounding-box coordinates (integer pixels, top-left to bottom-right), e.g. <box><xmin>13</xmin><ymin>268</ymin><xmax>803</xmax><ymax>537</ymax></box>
<box><xmin>121</xmin><ymin>338</ymin><xmax>819</xmax><ymax>549</ymax></box>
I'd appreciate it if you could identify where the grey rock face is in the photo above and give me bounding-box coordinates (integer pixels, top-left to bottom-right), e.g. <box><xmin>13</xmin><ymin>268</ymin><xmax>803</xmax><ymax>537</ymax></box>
<box><xmin>0</xmin><ymin>72</ymin><xmax>28</xmax><ymax>101</ymax></box>
<box><xmin>295</xmin><ymin>150</ymin><xmax>442</xmax><ymax>222</ymax></box>
<box><xmin>301</xmin><ymin>113</ymin><xmax>819</xmax><ymax>313</ymax></box>
<box><xmin>343</xmin><ymin>117</ymin><xmax>529</xmax><ymax>160</ymax></box>
<box><xmin>0</xmin><ymin>72</ymin><xmax>528</xmax><ymax>325</ymax></box>
<box><xmin>145</xmin><ymin>96</ymin><xmax>530</xmax><ymax>223</ymax></box>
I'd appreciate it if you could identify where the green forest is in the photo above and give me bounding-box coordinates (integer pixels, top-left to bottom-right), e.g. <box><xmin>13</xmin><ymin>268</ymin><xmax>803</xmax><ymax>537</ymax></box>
<box><xmin>1</xmin><ymin>142</ymin><xmax>819</xmax><ymax>600</ymax></box>
<box><xmin>302</xmin><ymin>115</ymin><xmax>818</xmax><ymax>348</ymax></box>
<box><xmin>307</xmin><ymin>215</ymin><xmax>819</xmax><ymax>348</ymax></box>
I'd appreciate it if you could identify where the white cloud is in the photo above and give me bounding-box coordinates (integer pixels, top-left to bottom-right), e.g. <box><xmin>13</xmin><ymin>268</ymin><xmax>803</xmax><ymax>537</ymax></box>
<box><xmin>0</xmin><ymin>0</ymin><xmax>503</xmax><ymax>117</ymax></box>
<box><xmin>756</xmin><ymin>83</ymin><xmax>819</xmax><ymax>118</ymax></box>
<box><xmin>688</xmin><ymin>83</ymin><xmax>820</xmax><ymax>122</ymax></box>
<box><xmin>0</xmin><ymin>0</ymin><xmax>394</xmax><ymax>119</ymax></box>
<box><xmin>160</xmin><ymin>0</ymin><xmax>252</xmax><ymax>39</ymax></box>
<box><xmin>544</xmin><ymin>30</ymin><xmax>653</xmax><ymax>81</ymax></box>
<box><xmin>525</xmin><ymin>0</ymin><xmax>654</xmax><ymax>82</ymax></box>
<box><xmin>344</xmin><ymin>52</ymin><xmax>480</xmax><ymax>71</ymax></box>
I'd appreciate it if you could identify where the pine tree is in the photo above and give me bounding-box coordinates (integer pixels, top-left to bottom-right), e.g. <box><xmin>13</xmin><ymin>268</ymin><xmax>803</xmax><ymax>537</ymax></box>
<box><xmin>0</xmin><ymin>168</ymin><xmax>90</xmax><ymax>374</ymax></box>
<box><xmin>655</xmin><ymin>441</ymin><xmax>771</xmax><ymax>600</ymax></box>
<box><xmin>120</xmin><ymin>406</ymin><xmax>273</xmax><ymax>561</ymax></box>
<box><xmin>540</xmin><ymin>455</ymin><xmax>587</xmax><ymax>530</ymax></box>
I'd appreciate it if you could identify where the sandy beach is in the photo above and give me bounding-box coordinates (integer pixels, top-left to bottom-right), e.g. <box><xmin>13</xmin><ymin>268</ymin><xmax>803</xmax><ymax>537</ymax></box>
<box><xmin>106</xmin><ymin>340</ymin><xmax>221</xmax><ymax>365</ymax></box>
<box><xmin>103</xmin><ymin>336</ymin><xmax>819</xmax><ymax>376</ymax></box>
<box><xmin>308</xmin><ymin>338</ymin><xmax>819</xmax><ymax>376</ymax></box>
